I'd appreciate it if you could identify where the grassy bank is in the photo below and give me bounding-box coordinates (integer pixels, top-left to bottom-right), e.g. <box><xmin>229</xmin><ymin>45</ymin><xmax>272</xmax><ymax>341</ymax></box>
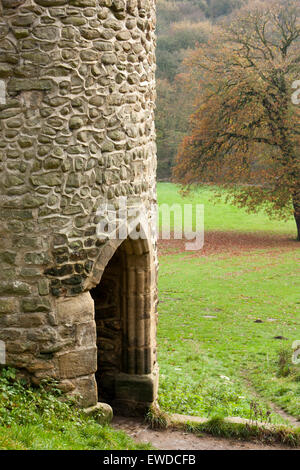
<box><xmin>0</xmin><ymin>369</ymin><xmax>151</xmax><ymax>450</ymax></box>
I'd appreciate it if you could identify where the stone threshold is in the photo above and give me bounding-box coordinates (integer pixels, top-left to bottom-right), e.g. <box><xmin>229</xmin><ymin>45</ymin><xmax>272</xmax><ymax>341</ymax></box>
<box><xmin>170</xmin><ymin>413</ymin><xmax>300</xmax><ymax>431</ymax></box>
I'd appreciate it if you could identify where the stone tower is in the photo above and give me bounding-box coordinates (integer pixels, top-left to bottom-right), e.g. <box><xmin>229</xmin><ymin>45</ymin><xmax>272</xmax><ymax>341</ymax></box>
<box><xmin>0</xmin><ymin>0</ymin><xmax>158</xmax><ymax>414</ymax></box>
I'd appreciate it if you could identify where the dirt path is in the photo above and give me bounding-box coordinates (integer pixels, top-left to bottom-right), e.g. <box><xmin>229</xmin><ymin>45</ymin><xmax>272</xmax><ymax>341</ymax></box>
<box><xmin>158</xmin><ymin>231</ymin><xmax>299</xmax><ymax>257</ymax></box>
<box><xmin>242</xmin><ymin>371</ymin><xmax>300</xmax><ymax>428</ymax></box>
<box><xmin>269</xmin><ymin>402</ymin><xmax>300</xmax><ymax>428</ymax></box>
<box><xmin>113</xmin><ymin>417</ymin><xmax>295</xmax><ymax>451</ymax></box>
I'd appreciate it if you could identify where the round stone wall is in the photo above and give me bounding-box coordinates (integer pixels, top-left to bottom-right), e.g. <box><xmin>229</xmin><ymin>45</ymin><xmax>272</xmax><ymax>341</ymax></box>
<box><xmin>0</xmin><ymin>0</ymin><xmax>158</xmax><ymax>410</ymax></box>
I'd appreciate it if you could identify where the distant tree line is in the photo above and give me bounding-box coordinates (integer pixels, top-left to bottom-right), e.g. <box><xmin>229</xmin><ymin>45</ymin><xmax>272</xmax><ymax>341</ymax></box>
<box><xmin>155</xmin><ymin>0</ymin><xmax>246</xmax><ymax>179</ymax></box>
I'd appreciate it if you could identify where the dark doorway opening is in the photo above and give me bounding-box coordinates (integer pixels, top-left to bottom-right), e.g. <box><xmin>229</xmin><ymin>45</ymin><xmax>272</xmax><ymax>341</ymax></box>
<box><xmin>90</xmin><ymin>246</ymin><xmax>123</xmax><ymax>403</ymax></box>
<box><xmin>90</xmin><ymin>237</ymin><xmax>155</xmax><ymax>407</ymax></box>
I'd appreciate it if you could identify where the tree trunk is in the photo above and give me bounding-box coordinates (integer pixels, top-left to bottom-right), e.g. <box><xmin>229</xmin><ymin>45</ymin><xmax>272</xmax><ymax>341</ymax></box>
<box><xmin>292</xmin><ymin>193</ymin><xmax>300</xmax><ymax>241</ymax></box>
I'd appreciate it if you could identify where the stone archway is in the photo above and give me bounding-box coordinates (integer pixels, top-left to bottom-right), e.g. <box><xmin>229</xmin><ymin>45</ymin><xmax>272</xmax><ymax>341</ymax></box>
<box><xmin>90</xmin><ymin>235</ymin><xmax>158</xmax><ymax>415</ymax></box>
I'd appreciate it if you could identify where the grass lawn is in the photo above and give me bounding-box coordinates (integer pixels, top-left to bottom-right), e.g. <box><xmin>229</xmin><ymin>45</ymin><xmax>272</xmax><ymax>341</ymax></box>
<box><xmin>157</xmin><ymin>183</ymin><xmax>296</xmax><ymax>236</ymax></box>
<box><xmin>0</xmin><ymin>369</ymin><xmax>152</xmax><ymax>451</ymax></box>
<box><xmin>157</xmin><ymin>184</ymin><xmax>300</xmax><ymax>424</ymax></box>
<box><xmin>0</xmin><ymin>422</ymin><xmax>151</xmax><ymax>451</ymax></box>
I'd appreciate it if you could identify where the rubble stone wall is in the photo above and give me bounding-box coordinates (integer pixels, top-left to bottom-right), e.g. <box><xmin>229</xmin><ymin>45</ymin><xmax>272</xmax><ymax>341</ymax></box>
<box><xmin>0</xmin><ymin>0</ymin><xmax>158</xmax><ymax>411</ymax></box>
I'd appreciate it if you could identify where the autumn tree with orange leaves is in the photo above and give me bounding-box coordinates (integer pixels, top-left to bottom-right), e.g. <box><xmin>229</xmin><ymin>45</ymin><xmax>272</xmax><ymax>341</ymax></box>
<box><xmin>173</xmin><ymin>0</ymin><xmax>300</xmax><ymax>239</ymax></box>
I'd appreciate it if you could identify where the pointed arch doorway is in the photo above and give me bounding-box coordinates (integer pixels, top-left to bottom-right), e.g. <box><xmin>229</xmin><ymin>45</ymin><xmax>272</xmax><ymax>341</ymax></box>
<box><xmin>90</xmin><ymin>236</ymin><xmax>158</xmax><ymax>415</ymax></box>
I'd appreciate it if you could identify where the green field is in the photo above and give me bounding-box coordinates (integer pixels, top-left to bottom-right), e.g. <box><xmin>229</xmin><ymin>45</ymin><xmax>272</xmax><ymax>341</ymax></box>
<box><xmin>0</xmin><ymin>421</ymin><xmax>150</xmax><ymax>451</ymax></box>
<box><xmin>157</xmin><ymin>184</ymin><xmax>300</xmax><ymax>423</ymax></box>
<box><xmin>157</xmin><ymin>183</ymin><xmax>296</xmax><ymax>236</ymax></box>
<box><xmin>0</xmin><ymin>369</ymin><xmax>151</xmax><ymax>451</ymax></box>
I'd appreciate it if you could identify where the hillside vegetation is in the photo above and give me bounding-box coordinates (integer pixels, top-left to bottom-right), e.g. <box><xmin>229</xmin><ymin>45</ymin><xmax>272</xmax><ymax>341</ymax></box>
<box><xmin>156</xmin><ymin>0</ymin><xmax>246</xmax><ymax>179</ymax></box>
<box><xmin>0</xmin><ymin>369</ymin><xmax>151</xmax><ymax>450</ymax></box>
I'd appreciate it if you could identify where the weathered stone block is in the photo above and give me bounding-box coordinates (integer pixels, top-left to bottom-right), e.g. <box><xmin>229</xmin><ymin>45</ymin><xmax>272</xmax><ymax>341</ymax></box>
<box><xmin>84</xmin><ymin>402</ymin><xmax>113</xmax><ymax>424</ymax></box>
<box><xmin>0</xmin><ymin>64</ymin><xmax>12</xmax><ymax>77</ymax></box>
<box><xmin>69</xmin><ymin>116</ymin><xmax>83</xmax><ymax>130</ymax></box>
<box><xmin>0</xmin><ymin>298</ymin><xmax>18</xmax><ymax>314</ymax></box>
<box><xmin>69</xmin><ymin>374</ymin><xmax>98</xmax><ymax>407</ymax></box>
<box><xmin>24</xmin><ymin>252</ymin><xmax>50</xmax><ymax>265</ymax></box>
<box><xmin>38</xmin><ymin>279</ymin><xmax>50</xmax><ymax>296</ymax></box>
<box><xmin>20</xmin><ymin>267</ymin><xmax>42</xmax><ymax>277</ymax></box>
<box><xmin>22</xmin><ymin>51</ymin><xmax>50</xmax><ymax>66</ymax></box>
<box><xmin>80</xmin><ymin>29</ymin><xmax>101</xmax><ymax>40</ymax></box>
<box><xmin>115</xmin><ymin>371</ymin><xmax>158</xmax><ymax>403</ymax></box>
<box><xmin>76</xmin><ymin>321</ymin><xmax>96</xmax><ymax>347</ymax></box>
<box><xmin>2</xmin><ymin>0</ymin><xmax>25</xmax><ymax>6</ymax></box>
<box><xmin>30</xmin><ymin>173</ymin><xmax>61</xmax><ymax>187</ymax></box>
<box><xmin>34</xmin><ymin>0</ymin><xmax>68</xmax><ymax>5</ymax></box>
<box><xmin>19</xmin><ymin>313</ymin><xmax>47</xmax><ymax>328</ymax></box>
<box><xmin>22</xmin><ymin>298</ymin><xmax>51</xmax><ymax>313</ymax></box>
<box><xmin>80</xmin><ymin>50</ymin><xmax>99</xmax><ymax>62</ymax></box>
<box><xmin>58</xmin><ymin>347</ymin><xmax>97</xmax><ymax>379</ymax></box>
<box><xmin>33</xmin><ymin>26</ymin><xmax>59</xmax><ymax>41</ymax></box>
<box><xmin>101</xmin><ymin>53</ymin><xmax>117</xmax><ymax>65</ymax></box>
<box><xmin>0</xmin><ymin>251</ymin><xmax>16</xmax><ymax>265</ymax></box>
<box><xmin>56</xmin><ymin>292</ymin><xmax>94</xmax><ymax>324</ymax></box>
<box><xmin>27</xmin><ymin>326</ymin><xmax>57</xmax><ymax>342</ymax></box>
<box><xmin>11</xmin><ymin>16</ymin><xmax>34</xmax><ymax>28</ymax></box>
<box><xmin>8</xmin><ymin>78</ymin><xmax>53</xmax><ymax>92</ymax></box>
<box><xmin>0</xmin><ymin>108</ymin><xmax>21</xmax><ymax>119</ymax></box>
<box><xmin>69</xmin><ymin>0</ymin><xmax>96</xmax><ymax>6</ymax></box>
<box><xmin>0</xmin><ymin>281</ymin><xmax>31</xmax><ymax>296</ymax></box>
